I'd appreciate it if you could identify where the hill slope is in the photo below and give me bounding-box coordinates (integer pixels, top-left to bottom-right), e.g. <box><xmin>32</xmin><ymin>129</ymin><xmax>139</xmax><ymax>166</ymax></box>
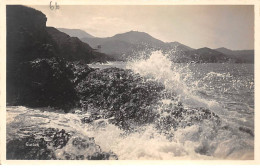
<box><xmin>215</xmin><ymin>47</ymin><xmax>254</xmax><ymax>63</ymax></box>
<box><xmin>81</xmin><ymin>31</ymin><xmax>250</xmax><ymax>63</ymax></box>
<box><xmin>47</xmin><ymin>27</ymin><xmax>110</xmax><ymax>63</ymax></box>
<box><xmin>185</xmin><ymin>47</ymin><xmax>230</xmax><ymax>63</ymax></box>
<box><xmin>57</xmin><ymin>28</ymin><xmax>95</xmax><ymax>39</ymax></box>
<box><xmin>81</xmin><ymin>31</ymin><xmax>192</xmax><ymax>61</ymax></box>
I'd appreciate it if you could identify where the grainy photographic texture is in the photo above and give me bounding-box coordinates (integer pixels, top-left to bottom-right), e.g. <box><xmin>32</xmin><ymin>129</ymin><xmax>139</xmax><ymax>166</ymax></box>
<box><xmin>6</xmin><ymin>4</ymin><xmax>254</xmax><ymax>160</ymax></box>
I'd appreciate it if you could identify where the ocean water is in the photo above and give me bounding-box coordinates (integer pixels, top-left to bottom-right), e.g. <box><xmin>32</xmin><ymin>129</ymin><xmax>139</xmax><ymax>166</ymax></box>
<box><xmin>7</xmin><ymin>51</ymin><xmax>254</xmax><ymax>160</ymax></box>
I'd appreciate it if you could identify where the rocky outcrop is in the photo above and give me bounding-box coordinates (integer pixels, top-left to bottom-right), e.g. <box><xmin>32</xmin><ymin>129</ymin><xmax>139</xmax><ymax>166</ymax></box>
<box><xmin>7</xmin><ymin>5</ymin><xmax>71</xmax><ymax>108</ymax></box>
<box><xmin>7</xmin><ymin>128</ymin><xmax>117</xmax><ymax>160</ymax></box>
<box><xmin>154</xmin><ymin>102</ymin><xmax>221</xmax><ymax>138</ymax></box>
<box><xmin>6</xmin><ymin>128</ymin><xmax>70</xmax><ymax>160</ymax></box>
<box><xmin>13</xmin><ymin>58</ymin><xmax>78</xmax><ymax>110</ymax></box>
<box><xmin>76</xmin><ymin>67</ymin><xmax>165</xmax><ymax>129</ymax></box>
<box><xmin>60</xmin><ymin>137</ymin><xmax>118</xmax><ymax>160</ymax></box>
<box><xmin>75</xmin><ymin>67</ymin><xmax>221</xmax><ymax>132</ymax></box>
<box><xmin>6</xmin><ymin>5</ymin><xmax>111</xmax><ymax>109</ymax></box>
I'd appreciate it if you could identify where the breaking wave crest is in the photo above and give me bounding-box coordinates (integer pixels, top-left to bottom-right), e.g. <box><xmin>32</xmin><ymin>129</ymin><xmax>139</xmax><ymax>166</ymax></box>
<box><xmin>7</xmin><ymin>50</ymin><xmax>254</xmax><ymax>160</ymax></box>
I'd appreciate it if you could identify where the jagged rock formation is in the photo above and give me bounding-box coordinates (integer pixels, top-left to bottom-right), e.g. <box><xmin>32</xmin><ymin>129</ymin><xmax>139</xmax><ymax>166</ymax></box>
<box><xmin>7</xmin><ymin>128</ymin><xmax>117</xmax><ymax>160</ymax></box>
<box><xmin>76</xmin><ymin>67</ymin><xmax>221</xmax><ymax>132</ymax></box>
<box><xmin>76</xmin><ymin>67</ymin><xmax>165</xmax><ymax>129</ymax></box>
<box><xmin>6</xmin><ymin>5</ymin><xmax>111</xmax><ymax>109</ymax></box>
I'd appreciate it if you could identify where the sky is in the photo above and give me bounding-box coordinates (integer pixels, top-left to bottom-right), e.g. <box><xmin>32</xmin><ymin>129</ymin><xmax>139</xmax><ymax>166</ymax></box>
<box><xmin>31</xmin><ymin>5</ymin><xmax>254</xmax><ymax>50</ymax></box>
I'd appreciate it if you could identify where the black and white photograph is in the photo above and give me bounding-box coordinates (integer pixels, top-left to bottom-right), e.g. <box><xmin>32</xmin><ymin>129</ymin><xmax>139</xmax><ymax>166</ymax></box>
<box><xmin>1</xmin><ymin>1</ymin><xmax>258</xmax><ymax>162</ymax></box>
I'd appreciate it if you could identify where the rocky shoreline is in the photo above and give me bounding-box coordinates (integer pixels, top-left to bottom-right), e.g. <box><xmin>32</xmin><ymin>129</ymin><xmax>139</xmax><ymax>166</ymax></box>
<box><xmin>6</xmin><ymin>64</ymin><xmax>224</xmax><ymax>160</ymax></box>
<box><xmin>7</xmin><ymin>127</ymin><xmax>118</xmax><ymax>160</ymax></box>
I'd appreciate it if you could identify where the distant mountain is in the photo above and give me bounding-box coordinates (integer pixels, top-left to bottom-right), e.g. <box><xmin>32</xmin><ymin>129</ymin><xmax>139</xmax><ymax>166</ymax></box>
<box><xmin>81</xmin><ymin>37</ymin><xmax>135</xmax><ymax>61</ymax></box>
<box><xmin>215</xmin><ymin>47</ymin><xmax>233</xmax><ymax>55</ymax></box>
<box><xmin>166</xmin><ymin>41</ymin><xmax>194</xmax><ymax>52</ymax></box>
<box><xmin>112</xmin><ymin>31</ymin><xmax>165</xmax><ymax>47</ymax></box>
<box><xmin>81</xmin><ymin>31</ymin><xmax>191</xmax><ymax>61</ymax></box>
<box><xmin>81</xmin><ymin>31</ymin><xmax>252</xmax><ymax>63</ymax></box>
<box><xmin>47</xmin><ymin>27</ymin><xmax>111</xmax><ymax>62</ymax></box>
<box><xmin>185</xmin><ymin>47</ymin><xmax>230</xmax><ymax>63</ymax></box>
<box><xmin>58</xmin><ymin>28</ymin><xmax>95</xmax><ymax>39</ymax></box>
<box><xmin>215</xmin><ymin>47</ymin><xmax>254</xmax><ymax>63</ymax></box>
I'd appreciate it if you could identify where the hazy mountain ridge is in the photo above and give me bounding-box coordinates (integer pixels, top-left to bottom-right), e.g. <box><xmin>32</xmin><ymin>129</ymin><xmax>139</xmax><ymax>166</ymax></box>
<box><xmin>47</xmin><ymin>27</ymin><xmax>111</xmax><ymax>63</ymax></box>
<box><xmin>215</xmin><ymin>47</ymin><xmax>254</xmax><ymax>63</ymax></box>
<box><xmin>166</xmin><ymin>41</ymin><xmax>194</xmax><ymax>51</ymax></box>
<box><xmin>112</xmin><ymin>31</ymin><xmax>165</xmax><ymax>47</ymax></box>
<box><xmin>57</xmin><ymin>28</ymin><xmax>95</xmax><ymax>39</ymax></box>
<box><xmin>80</xmin><ymin>31</ymin><xmax>253</xmax><ymax>63</ymax></box>
<box><xmin>81</xmin><ymin>31</ymin><xmax>185</xmax><ymax>61</ymax></box>
<box><xmin>184</xmin><ymin>47</ymin><xmax>230</xmax><ymax>63</ymax></box>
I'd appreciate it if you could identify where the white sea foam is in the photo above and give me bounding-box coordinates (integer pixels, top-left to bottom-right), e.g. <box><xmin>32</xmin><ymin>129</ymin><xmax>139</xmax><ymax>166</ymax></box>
<box><xmin>6</xmin><ymin>51</ymin><xmax>254</xmax><ymax>160</ymax></box>
<box><xmin>127</xmin><ymin>51</ymin><xmax>222</xmax><ymax>111</ymax></box>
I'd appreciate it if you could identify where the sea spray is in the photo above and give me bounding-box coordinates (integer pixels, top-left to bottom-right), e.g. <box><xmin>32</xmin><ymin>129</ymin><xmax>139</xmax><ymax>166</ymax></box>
<box><xmin>6</xmin><ymin>51</ymin><xmax>254</xmax><ymax>160</ymax></box>
<box><xmin>125</xmin><ymin>50</ymin><xmax>254</xmax><ymax>159</ymax></box>
<box><xmin>127</xmin><ymin>51</ymin><xmax>220</xmax><ymax>110</ymax></box>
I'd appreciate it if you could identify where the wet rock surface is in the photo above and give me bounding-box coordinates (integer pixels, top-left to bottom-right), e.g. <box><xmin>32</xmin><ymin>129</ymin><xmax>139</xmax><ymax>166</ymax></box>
<box><xmin>239</xmin><ymin>126</ymin><xmax>254</xmax><ymax>137</ymax></box>
<box><xmin>14</xmin><ymin>58</ymin><xmax>78</xmax><ymax>110</ymax></box>
<box><xmin>6</xmin><ymin>6</ymin><xmax>110</xmax><ymax>110</ymax></box>
<box><xmin>75</xmin><ymin>67</ymin><xmax>221</xmax><ymax>133</ymax></box>
<box><xmin>7</xmin><ymin>128</ymin><xmax>117</xmax><ymax>160</ymax></box>
<box><xmin>60</xmin><ymin>137</ymin><xmax>118</xmax><ymax>160</ymax></box>
<box><xmin>6</xmin><ymin>128</ymin><xmax>70</xmax><ymax>160</ymax></box>
<box><xmin>6</xmin><ymin>5</ymin><xmax>222</xmax><ymax>132</ymax></box>
<box><xmin>76</xmin><ymin>67</ymin><xmax>165</xmax><ymax>129</ymax></box>
<box><xmin>154</xmin><ymin>102</ymin><xmax>221</xmax><ymax>137</ymax></box>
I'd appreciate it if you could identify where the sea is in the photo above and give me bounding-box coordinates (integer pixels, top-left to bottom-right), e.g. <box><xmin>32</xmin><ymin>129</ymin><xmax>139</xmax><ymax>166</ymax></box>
<box><xmin>6</xmin><ymin>51</ymin><xmax>254</xmax><ymax>160</ymax></box>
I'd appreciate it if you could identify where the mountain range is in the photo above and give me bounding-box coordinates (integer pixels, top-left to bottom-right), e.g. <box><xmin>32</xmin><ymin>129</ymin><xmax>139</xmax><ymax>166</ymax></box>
<box><xmin>47</xmin><ymin>27</ymin><xmax>111</xmax><ymax>62</ymax></box>
<box><xmin>58</xmin><ymin>28</ymin><xmax>95</xmax><ymax>39</ymax></box>
<box><xmin>6</xmin><ymin>5</ymin><xmax>254</xmax><ymax>111</ymax></box>
<box><xmin>60</xmin><ymin>28</ymin><xmax>252</xmax><ymax>63</ymax></box>
<box><xmin>215</xmin><ymin>47</ymin><xmax>254</xmax><ymax>63</ymax></box>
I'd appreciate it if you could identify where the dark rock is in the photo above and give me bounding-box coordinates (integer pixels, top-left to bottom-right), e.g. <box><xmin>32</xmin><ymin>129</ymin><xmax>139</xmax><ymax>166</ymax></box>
<box><xmin>62</xmin><ymin>137</ymin><xmax>118</xmax><ymax>160</ymax></box>
<box><xmin>6</xmin><ymin>6</ymin><xmax>78</xmax><ymax>110</ymax></box>
<box><xmin>81</xmin><ymin>117</ymin><xmax>93</xmax><ymax>124</ymax></box>
<box><xmin>52</xmin><ymin>129</ymin><xmax>71</xmax><ymax>149</ymax></box>
<box><xmin>155</xmin><ymin>102</ymin><xmax>221</xmax><ymax>136</ymax></box>
<box><xmin>7</xmin><ymin>136</ymin><xmax>56</xmax><ymax>160</ymax></box>
<box><xmin>68</xmin><ymin>62</ymin><xmax>95</xmax><ymax>85</ymax></box>
<box><xmin>13</xmin><ymin>58</ymin><xmax>78</xmax><ymax>110</ymax></box>
<box><xmin>195</xmin><ymin>144</ymin><xmax>210</xmax><ymax>156</ymax></box>
<box><xmin>7</xmin><ymin>128</ymin><xmax>117</xmax><ymax>160</ymax></box>
<box><xmin>6</xmin><ymin>5</ymin><xmax>111</xmax><ymax>110</ymax></box>
<box><xmin>76</xmin><ymin>67</ymin><xmax>165</xmax><ymax>129</ymax></box>
<box><xmin>75</xmin><ymin>67</ymin><xmax>221</xmax><ymax>133</ymax></box>
<box><xmin>239</xmin><ymin>126</ymin><xmax>254</xmax><ymax>137</ymax></box>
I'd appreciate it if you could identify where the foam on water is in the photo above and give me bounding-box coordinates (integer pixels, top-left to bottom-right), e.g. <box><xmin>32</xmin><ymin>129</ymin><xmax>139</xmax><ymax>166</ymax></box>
<box><xmin>127</xmin><ymin>51</ymin><xmax>222</xmax><ymax>111</ymax></box>
<box><xmin>7</xmin><ymin>103</ymin><xmax>253</xmax><ymax>160</ymax></box>
<box><xmin>6</xmin><ymin>51</ymin><xmax>254</xmax><ymax>160</ymax></box>
<box><xmin>125</xmin><ymin>50</ymin><xmax>254</xmax><ymax>159</ymax></box>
